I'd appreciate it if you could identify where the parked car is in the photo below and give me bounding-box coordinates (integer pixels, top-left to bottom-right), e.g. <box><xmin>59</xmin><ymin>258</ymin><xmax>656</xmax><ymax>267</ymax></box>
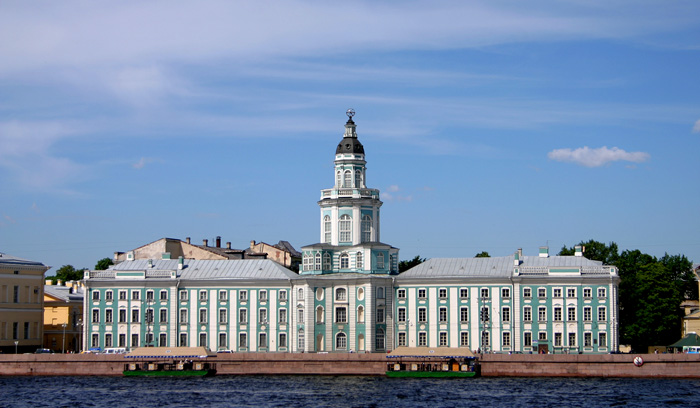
<box><xmin>34</xmin><ymin>348</ymin><xmax>54</xmax><ymax>354</ymax></box>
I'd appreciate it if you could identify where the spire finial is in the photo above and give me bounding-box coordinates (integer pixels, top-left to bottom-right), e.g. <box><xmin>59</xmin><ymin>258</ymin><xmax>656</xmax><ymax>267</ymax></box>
<box><xmin>346</xmin><ymin>108</ymin><xmax>355</xmax><ymax>119</ymax></box>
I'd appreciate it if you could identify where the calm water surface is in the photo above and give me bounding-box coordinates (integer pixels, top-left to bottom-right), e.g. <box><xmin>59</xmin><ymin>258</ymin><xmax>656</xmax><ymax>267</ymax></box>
<box><xmin>1</xmin><ymin>375</ymin><xmax>699</xmax><ymax>408</ymax></box>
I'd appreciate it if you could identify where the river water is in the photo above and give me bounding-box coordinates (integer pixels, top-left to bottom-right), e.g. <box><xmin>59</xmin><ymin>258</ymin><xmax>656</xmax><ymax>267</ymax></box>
<box><xmin>1</xmin><ymin>375</ymin><xmax>699</xmax><ymax>407</ymax></box>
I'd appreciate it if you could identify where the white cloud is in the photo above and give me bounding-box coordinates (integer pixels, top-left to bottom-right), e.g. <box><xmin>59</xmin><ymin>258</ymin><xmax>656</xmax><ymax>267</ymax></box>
<box><xmin>387</xmin><ymin>185</ymin><xmax>400</xmax><ymax>193</ymax></box>
<box><xmin>132</xmin><ymin>157</ymin><xmax>158</xmax><ymax>170</ymax></box>
<box><xmin>547</xmin><ymin>146</ymin><xmax>650</xmax><ymax>167</ymax></box>
<box><xmin>693</xmin><ymin>119</ymin><xmax>700</xmax><ymax>133</ymax></box>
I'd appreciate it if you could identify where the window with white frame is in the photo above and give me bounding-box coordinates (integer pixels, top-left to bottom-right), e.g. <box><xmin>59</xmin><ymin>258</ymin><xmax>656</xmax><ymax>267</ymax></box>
<box><xmin>179</xmin><ymin>309</ymin><xmax>187</xmax><ymax>324</ymax></box>
<box><xmin>259</xmin><ymin>290</ymin><xmax>268</xmax><ymax>301</ymax></box>
<box><xmin>297</xmin><ymin>308</ymin><xmax>304</xmax><ymax>324</ymax></box>
<box><xmin>502</xmin><ymin>288</ymin><xmax>510</xmax><ymax>298</ymax></box>
<box><xmin>357</xmin><ymin>305</ymin><xmax>364</xmax><ymax>323</ymax></box>
<box><xmin>598</xmin><ymin>307</ymin><xmax>606</xmax><ymax>321</ymax></box>
<box><xmin>145</xmin><ymin>309</ymin><xmax>154</xmax><ymax>323</ymax></box>
<box><xmin>598</xmin><ymin>332</ymin><xmax>607</xmax><ymax>348</ymax></box>
<box><xmin>439</xmin><ymin>332</ymin><xmax>448</xmax><ymax>346</ymax></box>
<box><xmin>554</xmin><ymin>307</ymin><xmax>562</xmax><ymax>321</ymax></box>
<box><xmin>568</xmin><ymin>332</ymin><xmax>576</xmax><ymax>347</ymax></box>
<box><xmin>315</xmin><ymin>253</ymin><xmax>321</xmax><ymax>270</ymax></box>
<box><xmin>439</xmin><ymin>307</ymin><xmax>447</xmax><ymax>322</ymax></box>
<box><xmin>460</xmin><ymin>332</ymin><xmax>469</xmax><ymax>347</ymax></box>
<box><xmin>398</xmin><ymin>332</ymin><xmax>407</xmax><ymax>346</ymax></box>
<box><xmin>239</xmin><ymin>290</ymin><xmax>248</xmax><ymax>301</ymax></box>
<box><xmin>524</xmin><ymin>332</ymin><xmax>532</xmax><ymax>347</ymax></box>
<box><xmin>179</xmin><ymin>333</ymin><xmax>187</xmax><ymax>347</ymax></box>
<box><xmin>361</xmin><ymin>215</ymin><xmax>371</xmax><ymax>242</ymax></box>
<box><xmin>106</xmin><ymin>290</ymin><xmax>113</xmax><ymax>301</ymax></box>
<box><xmin>239</xmin><ymin>309</ymin><xmax>247</xmax><ymax>324</ymax></box>
<box><xmin>481</xmin><ymin>288</ymin><xmax>489</xmax><ymax>298</ymax></box>
<box><xmin>377</xmin><ymin>253</ymin><xmax>385</xmax><ymax>269</ymax></box>
<box><xmin>377</xmin><ymin>287</ymin><xmax>385</xmax><ymax>299</ymax></box>
<box><xmin>523</xmin><ymin>288</ymin><xmax>531</xmax><ymax>298</ymax></box>
<box><xmin>132</xmin><ymin>291</ymin><xmax>140</xmax><ymax>300</ymax></box>
<box><xmin>418</xmin><ymin>307</ymin><xmax>427</xmax><ymax>323</ymax></box>
<box><xmin>340</xmin><ymin>253</ymin><xmax>349</xmax><ymax>269</ymax></box>
<box><xmin>160</xmin><ymin>290</ymin><xmax>168</xmax><ymax>301</ymax></box>
<box><xmin>279</xmin><ymin>333</ymin><xmax>287</xmax><ymax>348</ymax></box>
<box><xmin>460</xmin><ymin>307</ymin><xmax>469</xmax><ymax>322</ymax></box>
<box><xmin>524</xmin><ymin>306</ymin><xmax>532</xmax><ymax>322</ymax></box>
<box><xmin>439</xmin><ymin>288</ymin><xmax>447</xmax><ymax>299</ymax></box>
<box><xmin>377</xmin><ymin>308</ymin><xmax>385</xmax><ymax>323</ymax></box>
<box><xmin>418</xmin><ymin>289</ymin><xmax>426</xmax><ymax>299</ymax></box>
<box><xmin>554</xmin><ymin>332</ymin><xmax>562</xmax><ymax>347</ymax></box>
<box><xmin>219</xmin><ymin>333</ymin><xmax>227</xmax><ymax>349</ymax></box>
<box><xmin>159</xmin><ymin>309</ymin><xmax>167</xmax><ymax>323</ymax></box>
<box><xmin>481</xmin><ymin>331</ymin><xmax>490</xmax><ymax>347</ymax></box>
<box><xmin>179</xmin><ymin>291</ymin><xmax>188</xmax><ymax>301</ymax></box>
<box><xmin>239</xmin><ymin>333</ymin><xmax>247</xmax><ymax>348</ymax></box>
<box><xmin>356</xmin><ymin>252</ymin><xmax>363</xmax><ymax>269</ymax></box>
<box><xmin>539</xmin><ymin>332</ymin><xmax>547</xmax><ymax>341</ymax></box>
<box><xmin>259</xmin><ymin>332</ymin><xmax>267</xmax><ymax>348</ymax></box>
<box><xmin>105</xmin><ymin>309</ymin><xmax>112</xmax><ymax>323</ymax></box>
<box><xmin>355</xmin><ymin>170</ymin><xmax>362</xmax><ymax>189</ymax></box>
<box><xmin>119</xmin><ymin>290</ymin><xmax>127</xmax><ymax>300</ymax></box>
<box><xmin>397</xmin><ymin>289</ymin><xmax>406</xmax><ymax>299</ymax></box>
<box><xmin>119</xmin><ymin>309</ymin><xmax>127</xmax><ymax>323</ymax></box>
<box><xmin>568</xmin><ymin>307</ymin><xmax>576</xmax><ymax>321</ymax></box>
<box><xmin>583</xmin><ymin>288</ymin><xmax>592</xmax><ymax>298</ymax></box>
<box><xmin>583</xmin><ymin>306</ymin><xmax>592</xmax><ymax>321</ymax></box>
<box><xmin>146</xmin><ymin>291</ymin><xmax>154</xmax><ymax>301</ymax></box>
<box><xmin>343</xmin><ymin>170</ymin><xmax>352</xmax><ymax>188</ymax></box>
<box><xmin>336</xmin><ymin>288</ymin><xmax>347</xmax><ymax>301</ymax></box>
<box><xmin>219</xmin><ymin>309</ymin><xmax>227</xmax><ymax>324</ymax></box>
<box><xmin>199</xmin><ymin>291</ymin><xmax>207</xmax><ymax>301</ymax></box>
<box><xmin>460</xmin><ymin>288</ymin><xmax>469</xmax><ymax>298</ymax></box>
<box><xmin>336</xmin><ymin>171</ymin><xmax>341</xmax><ymax>187</ymax></box>
<box><xmin>538</xmin><ymin>307</ymin><xmax>546</xmax><ymax>321</ymax></box>
<box><xmin>567</xmin><ymin>288</ymin><xmax>576</xmax><ymax>298</ymax></box>
<box><xmin>324</xmin><ymin>216</ymin><xmax>331</xmax><ymax>243</ymax></box>
<box><xmin>92</xmin><ymin>291</ymin><xmax>100</xmax><ymax>301</ymax></box>
<box><xmin>297</xmin><ymin>288</ymin><xmax>303</xmax><ymax>300</ymax></box>
<box><xmin>297</xmin><ymin>329</ymin><xmax>304</xmax><ymax>350</ymax></box>
<box><xmin>259</xmin><ymin>309</ymin><xmax>267</xmax><ymax>324</ymax></box>
<box><xmin>553</xmin><ymin>288</ymin><xmax>562</xmax><ymax>298</ymax></box>
<box><xmin>335</xmin><ymin>307</ymin><xmax>347</xmax><ymax>323</ymax></box>
<box><xmin>131</xmin><ymin>309</ymin><xmax>140</xmax><ymax>323</ymax></box>
<box><xmin>336</xmin><ymin>332</ymin><xmax>347</xmax><ymax>349</ymax></box>
<box><xmin>199</xmin><ymin>309</ymin><xmax>207</xmax><ymax>324</ymax></box>
<box><xmin>538</xmin><ymin>288</ymin><xmax>546</xmax><ymax>298</ymax></box>
<box><xmin>279</xmin><ymin>308</ymin><xmax>288</xmax><ymax>324</ymax></box>
<box><xmin>418</xmin><ymin>332</ymin><xmax>427</xmax><ymax>346</ymax></box>
<box><xmin>397</xmin><ymin>307</ymin><xmax>406</xmax><ymax>322</ymax></box>
<box><xmin>376</xmin><ymin>329</ymin><xmax>385</xmax><ymax>350</ymax></box>
<box><xmin>502</xmin><ymin>332</ymin><xmax>511</xmax><ymax>346</ymax></box>
<box><xmin>323</xmin><ymin>253</ymin><xmax>331</xmax><ymax>270</ymax></box>
<box><xmin>502</xmin><ymin>307</ymin><xmax>510</xmax><ymax>322</ymax></box>
<box><xmin>339</xmin><ymin>215</ymin><xmax>352</xmax><ymax>242</ymax></box>
<box><xmin>219</xmin><ymin>290</ymin><xmax>227</xmax><ymax>301</ymax></box>
<box><xmin>597</xmin><ymin>287</ymin><xmax>606</xmax><ymax>298</ymax></box>
<box><xmin>584</xmin><ymin>332</ymin><xmax>592</xmax><ymax>347</ymax></box>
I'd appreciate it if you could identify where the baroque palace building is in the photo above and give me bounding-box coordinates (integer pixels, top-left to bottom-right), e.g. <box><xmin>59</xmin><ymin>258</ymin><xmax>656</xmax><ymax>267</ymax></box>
<box><xmin>83</xmin><ymin>111</ymin><xmax>619</xmax><ymax>354</ymax></box>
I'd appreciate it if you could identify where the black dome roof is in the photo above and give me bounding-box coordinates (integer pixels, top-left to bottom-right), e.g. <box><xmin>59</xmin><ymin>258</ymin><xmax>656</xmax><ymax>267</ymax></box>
<box><xmin>335</xmin><ymin>117</ymin><xmax>364</xmax><ymax>154</ymax></box>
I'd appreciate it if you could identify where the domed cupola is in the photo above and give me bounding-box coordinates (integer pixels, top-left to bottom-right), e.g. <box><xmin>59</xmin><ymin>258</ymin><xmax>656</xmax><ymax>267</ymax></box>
<box><xmin>335</xmin><ymin>109</ymin><xmax>365</xmax><ymax>154</ymax></box>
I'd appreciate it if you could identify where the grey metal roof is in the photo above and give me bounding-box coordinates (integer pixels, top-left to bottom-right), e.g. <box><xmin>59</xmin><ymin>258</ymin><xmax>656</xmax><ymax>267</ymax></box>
<box><xmin>399</xmin><ymin>255</ymin><xmax>605</xmax><ymax>279</ymax></box>
<box><xmin>44</xmin><ymin>285</ymin><xmax>84</xmax><ymax>302</ymax></box>
<box><xmin>0</xmin><ymin>252</ymin><xmax>48</xmax><ymax>268</ymax></box>
<box><xmin>110</xmin><ymin>259</ymin><xmax>298</xmax><ymax>280</ymax></box>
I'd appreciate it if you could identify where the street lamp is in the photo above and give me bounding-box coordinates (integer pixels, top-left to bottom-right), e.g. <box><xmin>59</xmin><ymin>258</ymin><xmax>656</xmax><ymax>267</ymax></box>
<box><xmin>14</xmin><ymin>340</ymin><xmax>18</xmax><ymax>354</ymax></box>
<box><xmin>77</xmin><ymin>319</ymin><xmax>83</xmax><ymax>353</ymax></box>
<box><xmin>62</xmin><ymin>323</ymin><xmax>67</xmax><ymax>354</ymax></box>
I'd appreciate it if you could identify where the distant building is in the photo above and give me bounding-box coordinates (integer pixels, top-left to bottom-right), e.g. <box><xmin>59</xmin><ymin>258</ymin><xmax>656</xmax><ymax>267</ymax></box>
<box><xmin>113</xmin><ymin>237</ymin><xmax>267</xmax><ymax>263</ymax></box>
<box><xmin>249</xmin><ymin>240</ymin><xmax>301</xmax><ymax>272</ymax></box>
<box><xmin>0</xmin><ymin>252</ymin><xmax>50</xmax><ymax>353</ymax></box>
<box><xmin>43</xmin><ymin>280</ymin><xmax>84</xmax><ymax>353</ymax></box>
<box><xmin>681</xmin><ymin>264</ymin><xmax>700</xmax><ymax>338</ymax></box>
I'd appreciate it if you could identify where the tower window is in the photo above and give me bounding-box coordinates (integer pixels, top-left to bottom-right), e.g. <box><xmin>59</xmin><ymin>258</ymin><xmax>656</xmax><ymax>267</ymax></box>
<box><xmin>339</xmin><ymin>215</ymin><xmax>352</xmax><ymax>243</ymax></box>
<box><xmin>361</xmin><ymin>215</ymin><xmax>372</xmax><ymax>242</ymax></box>
<box><xmin>340</xmin><ymin>253</ymin><xmax>349</xmax><ymax>269</ymax></box>
<box><xmin>355</xmin><ymin>170</ymin><xmax>362</xmax><ymax>189</ymax></box>
<box><xmin>323</xmin><ymin>216</ymin><xmax>331</xmax><ymax>243</ymax></box>
<box><xmin>344</xmin><ymin>170</ymin><xmax>352</xmax><ymax>188</ymax></box>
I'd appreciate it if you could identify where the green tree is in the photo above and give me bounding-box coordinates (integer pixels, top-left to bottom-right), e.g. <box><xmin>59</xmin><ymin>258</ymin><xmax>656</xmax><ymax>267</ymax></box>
<box><xmin>559</xmin><ymin>239</ymin><xmax>619</xmax><ymax>265</ymax></box>
<box><xmin>399</xmin><ymin>256</ymin><xmax>425</xmax><ymax>273</ymax></box>
<box><xmin>475</xmin><ymin>251</ymin><xmax>490</xmax><ymax>258</ymax></box>
<box><xmin>95</xmin><ymin>257</ymin><xmax>114</xmax><ymax>271</ymax></box>
<box><xmin>48</xmin><ymin>265</ymin><xmax>85</xmax><ymax>284</ymax></box>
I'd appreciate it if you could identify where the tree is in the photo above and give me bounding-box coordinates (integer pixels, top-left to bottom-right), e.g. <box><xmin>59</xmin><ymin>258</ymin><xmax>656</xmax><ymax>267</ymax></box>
<box><xmin>475</xmin><ymin>251</ymin><xmax>490</xmax><ymax>258</ymax></box>
<box><xmin>399</xmin><ymin>256</ymin><xmax>425</xmax><ymax>273</ymax></box>
<box><xmin>559</xmin><ymin>239</ymin><xmax>619</xmax><ymax>265</ymax></box>
<box><xmin>95</xmin><ymin>258</ymin><xmax>114</xmax><ymax>271</ymax></box>
<box><xmin>48</xmin><ymin>265</ymin><xmax>85</xmax><ymax>284</ymax></box>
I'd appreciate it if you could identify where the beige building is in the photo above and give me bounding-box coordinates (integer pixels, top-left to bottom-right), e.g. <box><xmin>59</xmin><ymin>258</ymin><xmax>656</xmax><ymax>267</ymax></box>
<box><xmin>44</xmin><ymin>280</ymin><xmax>84</xmax><ymax>353</ymax></box>
<box><xmin>249</xmin><ymin>240</ymin><xmax>301</xmax><ymax>272</ymax></box>
<box><xmin>113</xmin><ymin>237</ymin><xmax>268</xmax><ymax>263</ymax></box>
<box><xmin>681</xmin><ymin>264</ymin><xmax>700</xmax><ymax>337</ymax></box>
<box><xmin>0</xmin><ymin>252</ymin><xmax>50</xmax><ymax>353</ymax></box>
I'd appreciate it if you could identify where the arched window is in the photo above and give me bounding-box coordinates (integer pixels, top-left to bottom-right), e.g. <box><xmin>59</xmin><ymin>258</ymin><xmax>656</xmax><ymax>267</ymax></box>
<box><xmin>336</xmin><ymin>288</ymin><xmax>347</xmax><ymax>301</ymax></box>
<box><xmin>314</xmin><ymin>253</ymin><xmax>321</xmax><ymax>271</ymax></box>
<box><xmin>323</xmin><ymin>215</ymin><xmax>331</xmax><ymax>243</ymax></box>
<box><xmin>375</xmin><ymin>329</ymin><xmax>385</xmax><ymax>351</ymax></box>
<box><xmin>339</xmin><ymin>215</ymin><xmax>351</xmax><ymax>243</ymax></box>
<box><xmin>377</xmin><ymin>253</ymin><xmax>385</xmax><ymax>269</ymax></box>
<box><xmin>344</xmin><ymin>170</ymin><xmax>352</xmax><ymax>188</ymax></box>
<box><xmin>361</xmin><ymin>215</ymin><xmax>371</xmax><ymax>242</ymax></box>
<box><xmin>357</xmin><ymin>305</ymin><xmax>365</xmax><ymax>323</ymax></box>
<box><xmin>316</xmin><ymin>306</ymin><xmax>324</xmax><ymax>323</ymax></box>
<box><xmin>336</xmin><ymin>171</ymin><xmax>341</xmax><ymax>188</ymax></box>
<box><xmin>323</xmin><ymin>253</ymin><xmax>331</xmax><ymax>270</ymax></box>
<box><xmin>355</xmin><ymin>170</ymin><xmax>362</xmax><ymax>188</ymax></box>
<box><xmin>297</xmin><ymin>288</ymin><xmax>303</xmax><ymax>300</ymax></box>
<box><xmin>297</xmin><ymin>328</ymin><xmax>305</xmax><ymax>351</ymax></box>
<box><xmin>340</xmin><ymin>253</ymin><xmax>349</xmax><ymax>269</ymax></box>
<box><xmin>377</xmin><ymin>287</ymin><xmax>385</xmax><ymax>299</ymax></box>
<box><xmin>356</xmin><ymin>252</ymin><xmax>363</xmax><ymax>269</ymax></box>
<box><xmin>336</xmin><ymin>332</ymin><xmax>347</xmax><ymax>349</ymax></box>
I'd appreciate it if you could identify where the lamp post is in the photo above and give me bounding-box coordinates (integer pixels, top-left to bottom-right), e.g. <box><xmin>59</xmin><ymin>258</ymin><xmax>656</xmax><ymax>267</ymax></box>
<box><xmin>77</xmin><ymin>319</ymin><xmax>83</xmax><ymax>353</ymax></box>
<box><xmin>14</xmin><ymin>340</ymin><xmax>18</xmax><ymax>354</ymax></box>
<box><xmin>62</xmin><ymin>323</ymin><xmax>67</xmax><ymax>353</ymax></box>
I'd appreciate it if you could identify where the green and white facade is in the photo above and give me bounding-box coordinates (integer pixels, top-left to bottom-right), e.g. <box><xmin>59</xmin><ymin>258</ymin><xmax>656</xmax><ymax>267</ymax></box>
<box><xmin>83</xmin><ymin>111</ymin><xmax>619</xmax><ymax>354</ymax></box>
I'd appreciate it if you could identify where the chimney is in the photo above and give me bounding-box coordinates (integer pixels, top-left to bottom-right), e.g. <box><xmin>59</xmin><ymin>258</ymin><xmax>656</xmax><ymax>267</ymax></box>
<box><xmin>226</xmin><ymin>242</ymin><xmax>231</xmax><ymax>249</ymax></box>
<box><xmin>178</xmin><ymin>256</ymin><xmax>184</xmax><ymax>270</ymax></box>
<box><xmin>539</xmin><ymin>246</ymin><xmax>549</xmax><ymax>258</ymax></box>
<box><xmin>203</xmin><ymin>239</ymin><xmax>208</xmax><ymax>247</ymax></box>
<box><xmin>575</xmin><ymin>245</ymin><xmax>584</xmax><ymax>257</ymax></box>
<box><xmin>57</xmin><ymin>279</ymin><xmax>64</xmax><ymax>286</ymax></box>
<box><xmin>216</xmin><ymin>236</ymin><xmax>221</xmax><ymax>248</ymax></box>
<box><xmin>147</xmin><ymin>259</ymin><xmax>153</xmax><ymax>268</ymax></box>
<box><xmin>45</xmin><ymin>279</ymin><xmax>53</xmax><ymax>285</ymax></box>
<box><xmin>186</xmin><ymin>237</ymin><xmax>191</xmax><ymax>244</ymax></box>
<box><xmin>514</xmin><ymin>249</ymin><xmax>522</xmax><ymax>266</ymax></box>
<box><xmin>250</xmin><ymin>240</ymin><xmax>256</xmax><ymax>249</ymax></box>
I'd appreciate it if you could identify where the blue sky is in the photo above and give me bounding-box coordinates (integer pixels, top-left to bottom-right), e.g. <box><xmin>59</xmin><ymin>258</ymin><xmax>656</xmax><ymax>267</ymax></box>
<box><xmin>1</xmin><ymin>1</ymin><xmax>699</xmax><ymax>274</ymax></box>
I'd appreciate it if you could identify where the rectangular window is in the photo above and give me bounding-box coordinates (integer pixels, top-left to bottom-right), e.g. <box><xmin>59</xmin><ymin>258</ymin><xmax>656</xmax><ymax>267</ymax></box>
<box><xmin>259</xmin><ymin>332</ymin><xmax>267</xmax><ymax>348</ymax></box>
<box><xmin>568</xmin><ymin>307</ymin><xmax>576</xmax><ymax>321</ymax></box>
<box><xmin>105</xmin><ymin>309</ymin><xmax>113</xmax><ymax>323</ymax></box>
<box><xmin>159</xmin><ymin>333</ymin><xmax>166</xmax><ymax>347</ymax></box>
<box><xmin>554</xmin><ymin>333</ymin><xmax>562</xmax><ymax>347</ymax></box>
<box><xmin>439</xmin><ymin>288</ymin><xmax>447</xmax><ymax>299</ymax></box>
<box><xmin>179</xmin><ymin>291</ymin><xmax>188</xmax><ymax>301</ymax></box>
<box><xmin>398</xmin><ymin>332</ymin><xmax>407</xmax><ymax>347</ymax></box>
<box><xmin>597</xmin><ymin>288</ymin><xmax>606</xmax><ymax>298</ymax></box>
<box><xmin>568</xmin><ymin>333</ymin><xmax>576</xmax><ymax>347</ymax></box>
<box><xmin>259</xmin><ymin>290</ymin><xmax>268</xmax><ymax>301</ymax></box>
<box><xmin>105</xmin><ymin>333</ymin><xmax>112</xmax><ymax>348</ymax></box>
<box><xmin>524</xmin><ymin>307</ymin><xmax>532</xmax><ymax>322</ymax></box>
<box><xmin>439</xmin><ymin>307</ymin><xmax>447</xmax><ymax>323</ymax></box>
<box><xmin>239</xmin><ymin>309</ymin><xmax>247</xmax><ymax>324</ymax></box>
<box><xmin>239</xmin><ymin>290</ymin><xmax>248</xmax><ymax>301</ymax></box>
<box><xmin>598</xmin><ymin>332</ymin><xmax>607</xmax><ymax>348</ymax></box>
<box><xmin>23</xmin><ymin>322</ymin><xmax>29</xmax><ymax>339</ymax></box>
<box><xmin>377</xmin><ymin>308</ymin><xmax>385</xmax><ymax>323</ymax></box>
<box><xmin>132</xmin><ymin>291</ymin><xmax>140</xmax><ymax>301</ymax></box>
<box><xmin>131</xmin><ymin>334</ymin><xmax>138</xmax><ymax>348</ymax></box>
<box><xmin>179</xmin><ymin>333</ymin><xmax>187</xmax><ymax>347</ymax></box>
<box><xmin>219</xmin><ymin>290</ymin><xmax>227</xmax><ymax>301</ymax></box>
<box><xmin>119</xmin><ymin>309</ymin><xmax>127</xmax><ymax>323</ymax></box>
<box><xmin>297</xmin><ymin>309</ymin><xmax>303</xmax><ymax>324</ymax></box>
<box><xmin>259</xmin><ymin>309</ymin><xmax>268</xmax><ymax>324</ymax></box>
<box><xmin>279</xmin><ymin>333</ymin><xmax>287</xmax><ymax>348</ymax></box>
<box><xmin>199</xmin><ymin>333</ymin><xmax>207</xmax><ymax>347</ymax></box>
<box><xmin>160</xmin><ymin>290</ymin><xmax>168</xmax><ymax>301</ymax></box>
<box><xmin>146</xmin><ymin>291</ymin><xmax>154</xmax><ymax>302</ymax></box>
<box><xmin>539</xmin><ymin>332</ymin><xmax>547</xmax><ymax>341</ymax></box>
<box><xmin>538</xmin><ymin>307</ymin><xmax>546</xmax><ymax>321</ymax></box>
<box><xmin>502</xmin><ymin>307</ymin><xmax>510</xmax><ymax>323</ymax></box>
<box><xmin>219</xmin><ymin>309</ymin><xmax>227</xmax><ymax>324</ymax></box>
<box><xmin>335</xmin><ymin>307</ymin><xmax>347</xmax><ymax>323</ymax></box>
<box><xmin>460</xmin><ymin>307</ymin><xmax>469</xmax><ymax>323</ymax></box>
<box><xmin>598</xmin><ymin>307</ymin><xmax>606</xmax><ymax>321</ymax></box>
<box><xmin>199</xmin><ymin>291</ymin><xmax>207</xmax><ymax>301</ymax></box>
<box><xmin>538</xmin><ymin>288</ymin><xmax>546</xmax><ymax>298</ymax></box>
<box><xmin>418</xmin><ymin>289</ymin><xmax>426</xmax><ymax>299</ymax></box>
<box><xmin>523</xmin><ymin>288</ymin><xmax>531</xmax><ymax>298</ymax></box>
<box><xmin>398</xmin><ymin>308</ymin><xmax>406</xmax><ymax>322</ymax></box>
<box><xmin>92</xmin><ymin>291</ymin><xmax>100</xmax><ymax>301</ymax></box>
<box><xmin>481</xmin><ymin>331</ymin><xmax>490</xmax><ymax>347</ymax></box>
<box><xmin>567</xmin><ymin>288</ymin><xmax>577</xmax><ymax>298</ymax></box>
<box><xmin>397</xmin><ymin>289</ymin><xmax>406</xmax><ymax>299</ymax></box>
<box><xmin>554</xmin><ymin>307</ymin><xmax>562</xmax><ymax>321</ymax></box>
<box><xmin>279</xmin><ymin>309</ymin><xmax>288</xmax><ymax>324</ymax></box>
<box><xmin>439</xmin><ymin>332</ymin><xmax>448</xmax><ymax>346</ymax></box>
<box><xmin>481</xmin><ymin>288</ymin><xmax>489</xmax><ymax>298</ymax></box>
<box><xmin>524</xmin><ymin>332</ymin><xmax>532</xmax><ymax>347</ymax></box>
<box><xmin>584</xmin><ymin>307</ymin><xmax>592</xmax><ymax>321</ymax></box>
<box><xmin>92</xmin><ymin>309</ymin><xmax>100</xmax><ymax>323</ymax></box>
<box><xmin>553</xmin><ymin>288</ymin><xmax>562</xmax><ymax>298</ymax></box>
<box><xmin>584</xmin><ymin>332</ymin><xmax>592</xmax><ymax>347</ymax></box>
<box><xmin>279</xmin><ymin>290</ymin><xmax>287</xmax><ymax>301</ymax></box>
<box><xmin>481</xmin><ymin>307</ymin><xmax>489</xmax><ymax>322</ymax></box>
<box><xmin>502</xmin><ymin>332</ymin><xmax>511</xmax><ymax>346</ymax></box>
<box><xmin>119</xmin><ymin>334</ymin><xmax>126</xmax><ymax>348</ymax></box>
<box><xmin>418</xmin><ymin>307</ymin><xmax>427</xmax><ymax>323</ymax></box>
<box><xmin>583</xmin><ymin>288</ymin><xmax>592</xmax><ymax>298</ymax></box>
<box><xmin>501</xmin><ymin>288</ymin><xmax>510</xmax><ymax>298</ymax></box>
<box><xmin>145</xmin><ymin>309</ymin><xmax>154</xmax><ymax>324</ymax></box>
<box><xmin>160</xmin><ymin>309</ymin><xmax>167</xmax><ymax>323</ymax></box>
<box><xmin>106</xmin><ymin>291</ymin><xmax>113</xmax><ymax>301</ymax></box>
<box><xmin>460</xmin><ymin>332</ymin><xmax>469</xmax><ymax>347</ymax></box>
<box><xmin>460</xmin><ymin>288</ymin><xmax>469</xmax><ymax>299</ymax></box>
<box><xmin>179</xmin><ymin>309</ymin><xmax>187</xmax><ymax>324</ymax></box>
<box><xmin>92</xmin><ymin>334</ymin><xmax>99</xmax><ymax>348</ymax></box>
<box><xmin>215</xmin><ymin>333</ymin><xmax>226</xmax><ymax>349</ymax></box>
<box><xmin>418</xmin><ymin>332</ymin><xmax>427</xmax><ymax>346</ymax></box>
<box><xmin>119</xmin><ymin>291</ymin><xmax>127</xmax><ymax>300</ymax></box>
<box><xmin>199</xmin><ymin>309</ymin><xmax>207</xmax><ymax>324</ymax></box>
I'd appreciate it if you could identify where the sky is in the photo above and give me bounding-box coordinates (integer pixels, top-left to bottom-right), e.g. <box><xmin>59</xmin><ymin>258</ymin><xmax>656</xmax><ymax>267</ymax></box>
<box><xmin>1</xmin><ymin>1</ymin><xmax>699</xmax><ymax>275</ymax></box>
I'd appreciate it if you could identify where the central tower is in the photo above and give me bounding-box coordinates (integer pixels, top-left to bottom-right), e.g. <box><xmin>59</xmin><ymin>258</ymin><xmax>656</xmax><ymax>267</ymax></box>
<box><xmin>301</xmin><ymin>110</ymin><xmax>399</xmax><ymax>275</ymax></box>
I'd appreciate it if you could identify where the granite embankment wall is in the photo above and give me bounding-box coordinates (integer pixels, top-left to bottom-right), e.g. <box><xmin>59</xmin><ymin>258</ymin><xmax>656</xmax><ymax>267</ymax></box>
<box><xmin>0</xmin><ymin>353</ymin><xmax>698</xmax><ymax>377</ymax></box>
